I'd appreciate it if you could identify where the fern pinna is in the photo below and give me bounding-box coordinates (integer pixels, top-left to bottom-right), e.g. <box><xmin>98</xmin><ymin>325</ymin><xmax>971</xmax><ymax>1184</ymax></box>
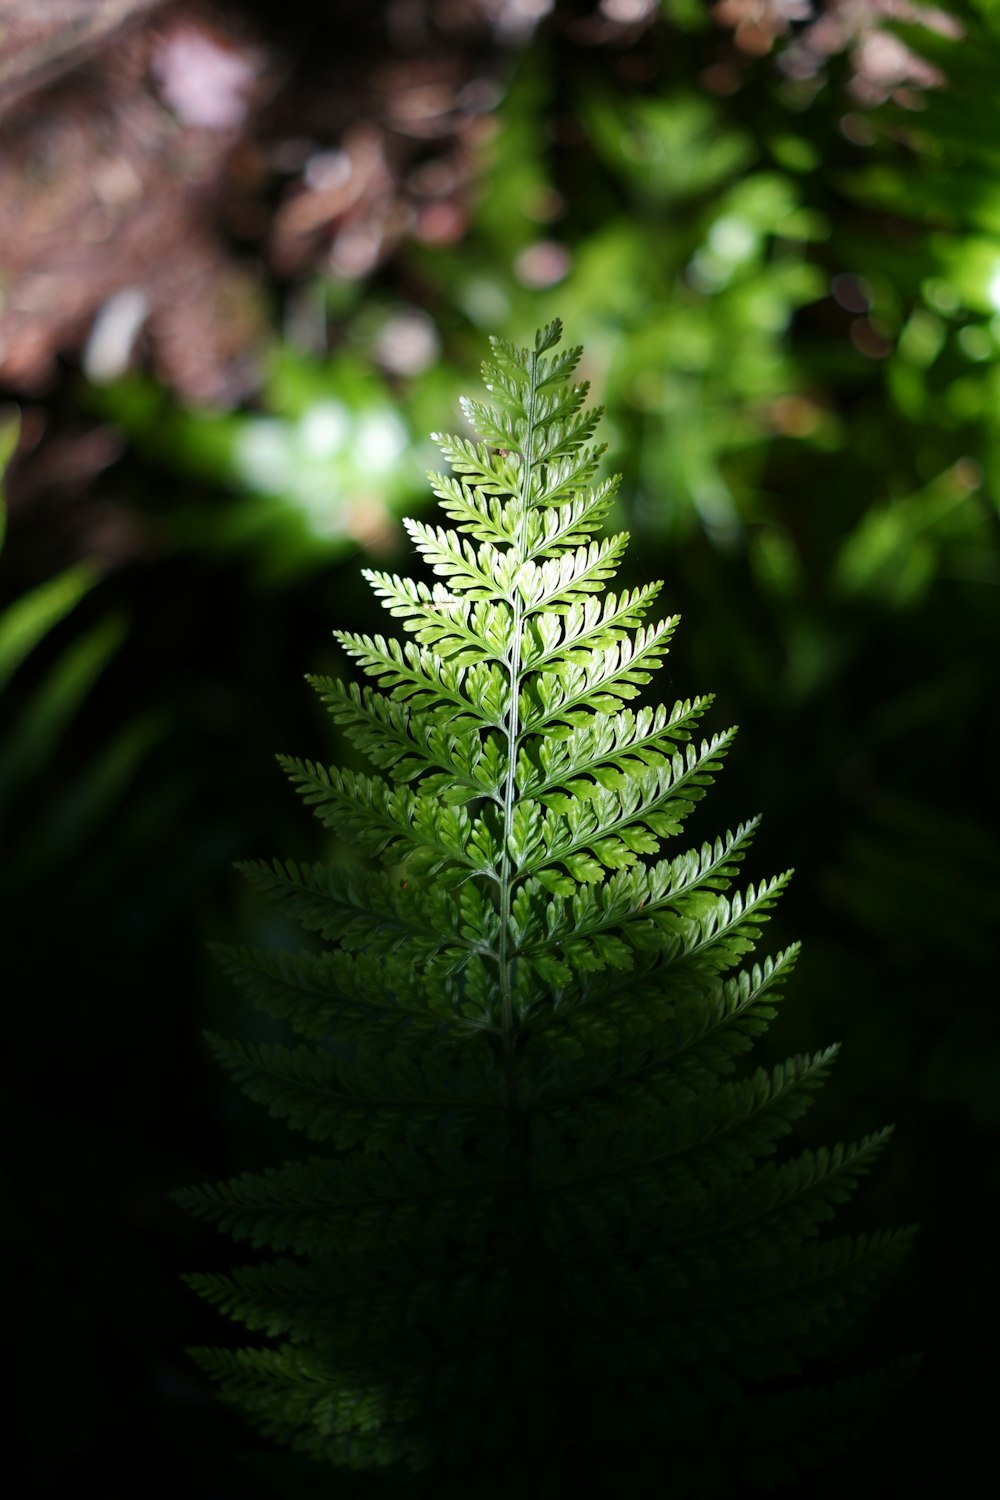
<box><xmin>180</xmin><ymin>323</ymin><xmax>911</xmax><ymax>1495</ymax></box>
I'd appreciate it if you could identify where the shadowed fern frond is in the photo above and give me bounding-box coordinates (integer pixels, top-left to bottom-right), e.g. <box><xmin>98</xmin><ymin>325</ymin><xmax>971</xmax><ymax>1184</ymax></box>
<box><xmin>179</xmin><ymin>322</ymin><xmax>912</xmax><ymax>1496</ymax></box>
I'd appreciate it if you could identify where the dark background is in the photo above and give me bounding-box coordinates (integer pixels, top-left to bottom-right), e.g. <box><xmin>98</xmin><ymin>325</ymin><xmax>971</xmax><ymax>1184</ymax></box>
<box><xmin>2</xmin><ymin>2</ymin><xmax>997</xmax><ymax>1494</ymax></box>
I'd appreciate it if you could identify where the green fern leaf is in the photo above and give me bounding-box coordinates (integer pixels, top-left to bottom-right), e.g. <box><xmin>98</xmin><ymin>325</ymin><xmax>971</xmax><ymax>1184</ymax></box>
<box><xmin>184</xmin><ymin>322</ymin><xmax>910</xmax><ymax>1496</ymax></box>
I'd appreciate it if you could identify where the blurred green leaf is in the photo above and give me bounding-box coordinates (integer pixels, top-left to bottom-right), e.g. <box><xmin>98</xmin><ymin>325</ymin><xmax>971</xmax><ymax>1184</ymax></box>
<box><xmin>0</xmin><ymin>612</ymin><xmax>128</xmax><ymax>803</ymax></box>
<box><xmin>834</xmin><ymin>463</ymin><xmax>985</xmax><ymax>607</ymax></box>
<box><xmin>0</xmin><ymin>559</ymin><xmax>100</xmax><ymax>694</ymax></box>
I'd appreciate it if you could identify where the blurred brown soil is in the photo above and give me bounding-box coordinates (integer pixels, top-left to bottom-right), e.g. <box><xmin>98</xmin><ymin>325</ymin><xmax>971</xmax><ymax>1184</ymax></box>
<box><xmin>0</xmin><ymin>0</ymin><xmax>922</xmax><ymax>526</ymax></box>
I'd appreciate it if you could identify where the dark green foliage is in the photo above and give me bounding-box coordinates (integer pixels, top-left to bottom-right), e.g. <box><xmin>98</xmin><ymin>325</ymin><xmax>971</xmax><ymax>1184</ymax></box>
<box><xmin>0</xmin><ymin>415</ymin><xmax>159</xmax><ymax>873</ymax></box>
<box><xmin>179</xmin><ymin>324</ymin><xmax>910</xmax><ymax>1495</ymax></box>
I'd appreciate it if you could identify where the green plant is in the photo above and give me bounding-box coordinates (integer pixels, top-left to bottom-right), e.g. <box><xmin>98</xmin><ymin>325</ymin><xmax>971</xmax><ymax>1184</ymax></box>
<box><xmin>179</xmin><ymin>324</ymin><xmax>911</xmax><ymax>1495</ymax></box>
<box><xmin>0</xmin><ymin>414</ymin><xmax>159</xmax><ymax>873</ymax></box>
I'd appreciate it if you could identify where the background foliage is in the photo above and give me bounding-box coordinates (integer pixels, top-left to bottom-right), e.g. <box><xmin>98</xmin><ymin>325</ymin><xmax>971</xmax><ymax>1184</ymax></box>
<box><xmin>2</xmin><ymin>2</ymin><xmax>997</xmax><ymax>1495</ymax></box>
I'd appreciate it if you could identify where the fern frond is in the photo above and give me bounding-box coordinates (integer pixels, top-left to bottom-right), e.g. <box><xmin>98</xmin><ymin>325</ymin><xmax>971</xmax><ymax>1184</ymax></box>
<box><xmin>515</xmin><ymin>696</ymin><xmax>714</xmax><ymax>796</ymax></box>
<box><xmin>309</xmin><ymin>677</ymin><xmax>501</xmax><ymax>800</ymax></box>
<box><xmin>185</xmin><ymin>1252</ymin><xmax>515</xmax><ymax>1360</ymax></box>
<box><xmin>361</xmin><ymin>571</ymin><xmax>511</xmax><ymax>667</ymax></box>
<box><xmin>512</xmin><ymin>732</ymin><xmax>740</xmax><ymax>891</ymax></box>
<box><xmin>520</xmin><ymin>582</ymin><xmax>662</xmax><ymax>669</ymax></box>
<box><xmin>686</xmin><ymin>1129</ymin><xmax>897</xmax><ymax>1253</ymax></box>
<box><xmin>333</xmin><ymin>630</ymin><xmax>505</xmax><ymax>726</ymax></box>
<box><xmin>517</xmin><ymin>532</ymin><xmax>630</xmax><ymax>611</ymax></box>
<box><xmin>539</xmin><ymin>1048</ymin><xmax>838</xmax><ymax>1209</ymax></box>
<box><xmin>203</xmin><ymin>1032</ymin><xmax>505</xmax><ymax>1150</ymax></box>
<box><xmin>525</xmin><ymin>946</ymin><xmax>801</xmax><ymax>1118</ymax></box>
<box><xmin>232</xmin><ymin>862</ymin><xmax>485</xmax><ymax>973</ymax></box>
<box><xmin>516</xmin><ymin>819</ymin><xmax>760</xmax><ymax>969</ymax></box>
<box><xmin>186</xmin><ymin>320</ymin><xmax>908</xmax><ymax>1494</ymax></box>
<box><xmin>178</xmin><ymin>1144</ymin><xmax>512</xmax><ymax>1258</ymax></box>
<box><xmin>401</xmin><ymin>519</ymin><xmax>514</xmax><ymax>599</ymax></box>
<box><xmin>532</xmin><ymin>469</ymin><xmax>620</xmax><ymax>538</ymax></box>
<box><xmin>522</xmin><ymin>614</ymin><xmax>682</xmax><ymax>731</ymax></box>
<box><xmin>187</xmin><ymin>1344</ymin><xmax>431</xmax><ymax>1471</ymax></box>
<box><xmin>276</xmin><ymin>758</ymin><xmax>499</xmax><ymax>877</ymax></box>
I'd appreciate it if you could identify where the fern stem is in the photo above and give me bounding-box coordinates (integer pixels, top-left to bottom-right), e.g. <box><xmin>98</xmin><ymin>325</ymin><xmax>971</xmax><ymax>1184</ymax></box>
<box><xmin>497</xmin><ymin>345</ymin><xmax>539</xmax><ymax>1106</ymax></box>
